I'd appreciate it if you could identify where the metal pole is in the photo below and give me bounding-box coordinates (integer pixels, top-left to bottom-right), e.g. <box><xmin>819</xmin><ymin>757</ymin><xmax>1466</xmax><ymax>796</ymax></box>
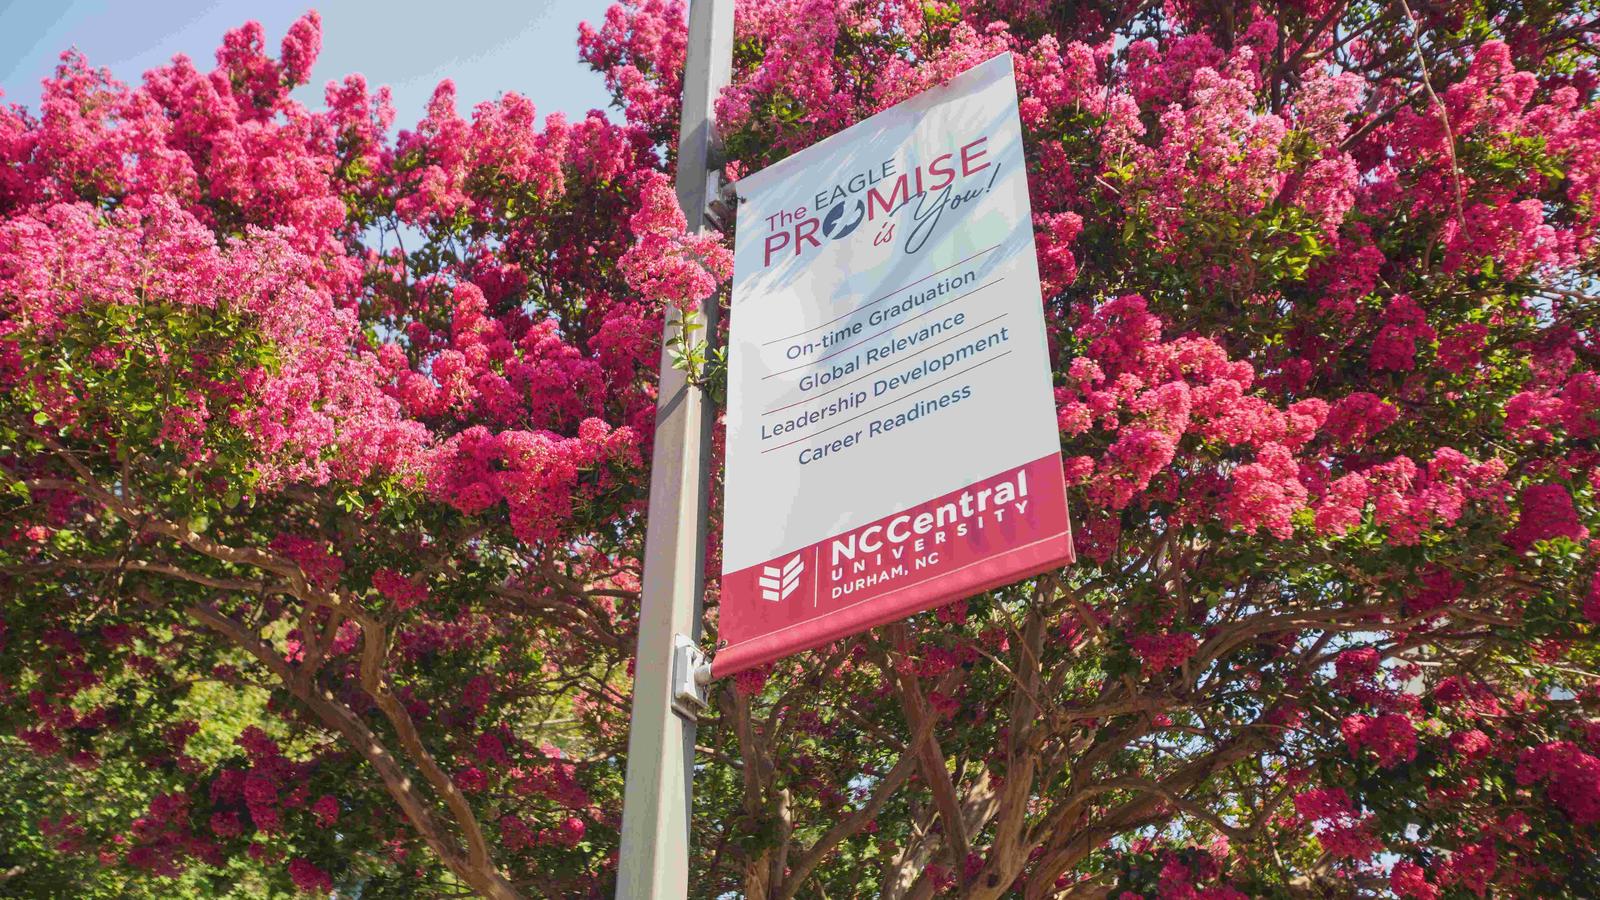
<box><xmin>616</xmin><ymin>0</ymin><xmax>733</xmax><ymax>897</ymax></box>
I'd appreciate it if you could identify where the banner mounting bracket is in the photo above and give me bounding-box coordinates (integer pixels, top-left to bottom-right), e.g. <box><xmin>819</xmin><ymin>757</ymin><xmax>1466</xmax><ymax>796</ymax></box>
<box><xmin>670</xmin><ymin>634</ymin><xmax>713</xmax><ymax>719</ymax></box>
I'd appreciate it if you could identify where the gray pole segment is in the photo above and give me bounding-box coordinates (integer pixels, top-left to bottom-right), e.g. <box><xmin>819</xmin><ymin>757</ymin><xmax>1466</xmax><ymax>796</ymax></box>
<box><xmin>616</xmin><ymin>0</ymin><xmax>733</xmax><ymax>897</ymax></box>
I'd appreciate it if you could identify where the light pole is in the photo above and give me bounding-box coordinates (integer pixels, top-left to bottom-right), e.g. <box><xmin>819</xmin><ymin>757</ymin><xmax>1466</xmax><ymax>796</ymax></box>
<box><xmin>615</xmin><ymin>0</ymin><xmax>733</xmax><ymax>897</ymax></box>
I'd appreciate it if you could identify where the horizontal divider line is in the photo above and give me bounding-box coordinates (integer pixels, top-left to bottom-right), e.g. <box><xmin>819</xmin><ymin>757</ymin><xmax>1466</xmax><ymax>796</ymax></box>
<box><xmin>761</xmin><ymin>313</ymin><xmax>1009</xmax><ymax>416</ymax></box>
<box><xmin>761</xmin><ymin>277</ymin><xmax>1004</xmax><ymax>380</ymax></box>
<box><xmin>760</xmin><ymin>351</ymin><xmax>1013</xmax><ymax>454</ymax></box>
<box><xmin>758</xmin><ymin>244</ymin><xmax>1002</xmax><ymax>347</ymax></box>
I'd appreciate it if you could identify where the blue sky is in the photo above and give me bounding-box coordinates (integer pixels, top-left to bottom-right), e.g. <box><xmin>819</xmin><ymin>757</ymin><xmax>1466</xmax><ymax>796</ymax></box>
<box><xmin>0</xmin><ymin>0</ymin><xmax>616</xmax><ymax>128</ymax></box>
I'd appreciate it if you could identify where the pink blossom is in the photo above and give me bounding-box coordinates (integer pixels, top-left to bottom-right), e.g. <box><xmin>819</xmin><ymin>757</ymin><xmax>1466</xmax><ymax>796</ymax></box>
<box><xmin>1503</xmin><ymin>483</ymin><xmax>1589</xmax><ymax>553</ymax></box>
<box><xmin>1585</xmin><ymin>570</ymin><xmax>1600</xmax><ymax>624</ymax></box>
<box><xmin>1129</xmin><ymin>632</ymin><xmax>1199</xmax><ymax>676</ymax></box>
<box><xmin>1294</xmin><ymin>787</ymin><xmax>1381</xmax><ymax>860</ymax></box>
<box><xmin>287</xmin><ymin>857</ymin><xmax>333</xmax><ymax>894</ymax></box>
<box><xmin>1342</xmin><ymin>713</ymin><xmax>1418</xmax><ymax>768</ymax></box>
<box><xmin>1391</xmin><ymin>861</ymin><xmax>1440</xmax><ymax>900</ymax></box>
<box><xmin>1516</xmin><ymin>742</ymin><xmax>1600</xmax><ymax>824</ymax></box>
<box><xmin>210</xmin><ymin>811</ymin><xmax>242</xmax><ymax>839</ymax></box>
<box><xmin>311</xmin><ymin>795</ymin><xmax>338</xmax><ymax>828</ymax></box>
<box><xmin>1314</xmin><ymin>473</ymin><xmax>1369</xmax><ymax>536</ymax></box>
<box><xmin>372</xmin><ymin>569</ymin><xmax>428</xmax><ymax>610</ymax></box>
<box><xmin>1370</xmin><ymin>295</ymin><xmax>1435</xmax><ymax>372</ymax></box>
<box><xmin>1324</xmin><ymin>393</ymin><xmax>1399</xmax><ymax>446</ymax></box>
<box><xmin>1450</xmin><ymin>730</ymin><xmax>1493</xmax><ymax>762</ymax></box>
<box><xmin>278</xmin><ymin>12</ymin><xmax>321</xmax><ymax>87</ymax></box>
<box><xmin>1222</xmin><ymin>443</ymin><xmax>1306</xmax><ymax>539</ymax></box>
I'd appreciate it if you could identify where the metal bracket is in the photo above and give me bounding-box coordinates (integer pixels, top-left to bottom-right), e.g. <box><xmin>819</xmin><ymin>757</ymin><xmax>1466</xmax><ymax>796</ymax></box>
<box><xmin>670</xmin><ymin>634</ymin><xmax>713</xmax><ymax>719</ymax></box>
<box><xmin>704</xmin><ymin>171</ymin><xmax>740</xmax><ymax>234</ymax></box>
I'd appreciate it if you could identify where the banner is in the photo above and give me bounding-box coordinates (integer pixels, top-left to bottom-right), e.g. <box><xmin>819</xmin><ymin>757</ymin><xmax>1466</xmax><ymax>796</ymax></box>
<box><xmin>715</xmin><ymin>53</ymin><xmax>1072</xmax><ymax>677</ymax></box>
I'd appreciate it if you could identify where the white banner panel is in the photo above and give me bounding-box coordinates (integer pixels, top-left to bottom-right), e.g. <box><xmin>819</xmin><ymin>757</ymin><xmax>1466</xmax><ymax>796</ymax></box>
<box><xmin>716</xmin><ymin>53</ymin><xmax>1073</xmax><ymax>675</ymax></box>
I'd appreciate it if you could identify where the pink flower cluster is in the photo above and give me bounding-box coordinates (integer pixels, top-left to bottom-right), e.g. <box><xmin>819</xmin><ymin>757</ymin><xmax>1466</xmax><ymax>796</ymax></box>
<box><xmin>1516</xmin><ymin>741</ymin><xmax>1600</xmax><ymax>824</ymax></box>
<box><xmin>1054</xmin><ymin>292</ymin><xmax>1508</xmax><ymax>550</ymax></box>
<box><xmin>578</xmin><ymin>0</ymin><xmax>688</xmax><ymax>144</ymax></box>
<box><xmin>269</xmin><ymin>534</ymin><xmax>345</xmax><ymax>590</ymax></box>
<box><xmin>208</xmin><ymin>727</ymin><xmax>324</xmax><ymax>840</ymax></box>
<box><xmin>1369</xmin><ymin>295</ymin><xmax>1435</xmax><ymax>372</ymax></box>
<box><xmin>1390</xmin><ymin>860</ymin><xmax>1440</xmax><ymax>900</ymax></box>
<box><xmin>372</xmin><ymin>569</ymin><xmax>429</xmax><ymax>610</ymax></box>
<box><xmin>1293</xmin><ymin>787</ymin><xmax>1381</xmax><ymax>861</ymax></box>
<box><xmin>1373</xmin><ymin>41</ymin><xmax>1600</xmax><ymax>276</ymax></box>
<box><xmin>428</xmin><ymin>418</ymin><xmax>640</xmax><ymax>544</ymax></box>
<box><xmin>617</xmin><ymin>170</ymin><xmax>733</xmax><ymax>311</ymax></box>
<box><xmin>1503</xmin><ymin>483</ymin><xmax>1590</xmax><ymax>553</ymax></box>
<box><xmin>1128</xmin><ymin>632</ymin><xmax>1200</xmax><ymax>677</ymax></box>
<box><xmin>0</xmin><ymin>195</ymin><xmax>429</xmax><ymax>488</ymax></box>
<box><xmin>1505</xmin><ymin>371</ymin><xmax>1600</xmax><ymax>442</ymax></box>
<box><xmin>288</xmin><ymin>857</ymin><xmax>333</xmax><ymax>894</ymax></box>
<box><xmin>1341</xmin><ymin>713</ymin><xmax>1419</xmax><ymax>768</ymax></box>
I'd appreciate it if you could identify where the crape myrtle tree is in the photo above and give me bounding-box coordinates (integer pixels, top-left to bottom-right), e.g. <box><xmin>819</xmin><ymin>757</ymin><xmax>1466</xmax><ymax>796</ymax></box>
<box><xmin>0</xmin><ymin>11</ymin><xmax>727</xmax><ymax>898</ymax></box>
<box><xmin>2</xmin><ymin>0</ymin><xmax>1600</xmax><ymax>897</ymax></box>
<box><xmin>666</xmin><ymin>0</ymin><xmax>1600</xmax><ymax>897</ymax></box>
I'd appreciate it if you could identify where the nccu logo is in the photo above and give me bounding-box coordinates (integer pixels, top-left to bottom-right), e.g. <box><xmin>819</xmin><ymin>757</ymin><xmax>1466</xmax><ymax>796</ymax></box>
<box><xmin>758</xmin><ymin>555</ymin><xmax>804</xmax><ymax>602</ymax></box>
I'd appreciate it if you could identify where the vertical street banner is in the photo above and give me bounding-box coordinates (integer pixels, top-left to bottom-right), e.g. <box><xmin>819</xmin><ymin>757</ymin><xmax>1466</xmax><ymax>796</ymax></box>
<box><xmin>714</xmin><ymin>53</ymin><xmax>1073</xmax><ymax>677</ymax></box>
